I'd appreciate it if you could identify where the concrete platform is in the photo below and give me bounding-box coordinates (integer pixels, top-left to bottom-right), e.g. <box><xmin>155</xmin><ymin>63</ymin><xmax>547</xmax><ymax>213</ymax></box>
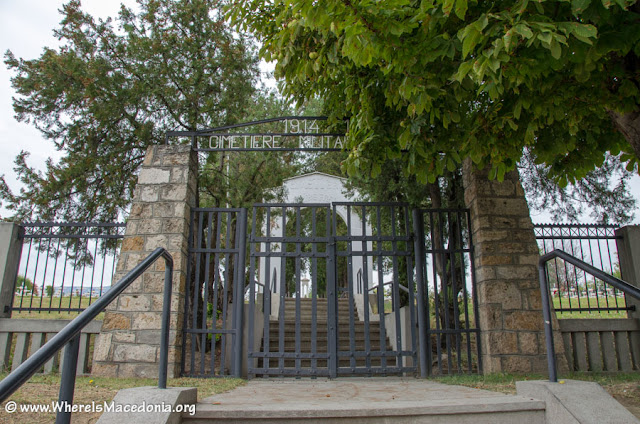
<box><xmin>184</xmin><ymin>378</ymin><xmax>546</xmax><ymax>423</ymax></box>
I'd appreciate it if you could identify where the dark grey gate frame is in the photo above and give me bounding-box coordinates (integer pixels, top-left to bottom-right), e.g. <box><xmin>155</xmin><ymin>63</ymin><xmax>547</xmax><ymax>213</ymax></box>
<box><xmin>247</xmin><ymin>203</ymin><xmax>335</xmax><ymax>377</ymax></box>
<box><xmin>414</xmin><ymin>208</ymin><xmax>482</xmax><ymax>376</ymax></box>
<box><xmin>332</xmin><ymin>202</ymin><xmax>418</xmax><ymax>376</ymax></box>
<box><xmin>181</xmin><ymin>208</ymin><xmax>247</xmax><ymax>378</ymax></box>
<box><xmin>181</xmin><ymin>204</ymin><xmax>481</xmax><ymax>378</ymax></box>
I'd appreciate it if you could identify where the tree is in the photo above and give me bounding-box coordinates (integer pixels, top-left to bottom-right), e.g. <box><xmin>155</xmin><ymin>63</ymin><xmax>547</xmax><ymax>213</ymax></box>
<box><xmin>229</xmin><ymin>0</ymin><xmax>640</xmax><ymax>186</ymax></box>
<box><xmin>2</xmin><ymin>0</ymin><xmax>259</xmax><ymax>222</ymax></box>
<box><xmin>15</xmin><ymin>275</ymin><xmax>37</xmax><ymax>295</ymax></box>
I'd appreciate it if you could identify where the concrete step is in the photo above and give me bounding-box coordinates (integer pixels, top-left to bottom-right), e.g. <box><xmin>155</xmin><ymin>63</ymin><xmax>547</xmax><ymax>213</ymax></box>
<box><xmin>267</xmin><ymin>321</ymin><xmax>382</xmax><ymax>330</ymax></box>
<box><xmin>184</xmin><ymin>379</ymin><xmax>546</xmax><ymax>424</ymax></box>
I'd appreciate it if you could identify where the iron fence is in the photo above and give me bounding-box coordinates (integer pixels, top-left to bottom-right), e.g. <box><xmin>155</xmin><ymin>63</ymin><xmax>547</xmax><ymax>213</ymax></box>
<box><xmin>414</xmin><ymin>209</ymin><xmax>481</xmax><ymax>376</ymax></box>
<box><xmin>534</xmin><ymin>224</ymin><xmax>629</xmax><ymax>316</ymax></box>
<box><xmin>12</xmin><ymin>222</ymin><xmax>125</xmax><ymax>315</ymax></box>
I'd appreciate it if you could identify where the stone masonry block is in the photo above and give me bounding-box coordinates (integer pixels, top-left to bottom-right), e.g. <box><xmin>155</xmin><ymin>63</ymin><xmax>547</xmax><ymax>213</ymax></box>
<box><xmin>170</xmin><ymin>168</ymin><xmax>187</xmax><ymax>183</ymax></box>
<box><xmin>91</xmin><ymin>363</ymin><xmax>119</xmax><ymax>378</ymax></box>
<box><xmin>113</xmin><ymin>332</ymin><xmax>136</xmax><ymax>343</ymax></box>
<box><xmin>144</xmin><ymin>234</ymin><xmax>168</xmax><ymax>251</ymax></box>
<box><xmin>162</xmin><ymin>218</ymin><xmax>187</xmax><ymax>235</ymax></box>
<box><xmin>491</xmin><ymin>179</ymin><xmax>516</xmax><ymax>197</ymax></box>
<box><xmin>124</xmin><ymin>221</ymin><xmax>139</xmax><ymax>236</ymax></box>
<box><xmin>502</xmin><ymin>355</ymin><xmax>533</xmax><ymax>373</ymax></box>
<box><xmin>495</xmin><ymin>265</ymin><xmax>537</xmax><ymax>280</ymax></box>
<box><xmin>473</xmin><ymin>230</ymin><xmax>510</xmax><ymax>244</ymax></box>
<box><xmin>475</xmin><ymin>198</ymin><xmax>531</xmax><ymax>217</ymax></box>
<box><xmin>136</xmin><ymin>330</ymin><xmax>162</xmax><ymax>345</ymax></box>
<box><xmin>118</xmin><ymin>294</ymin><xmax>151</xmax><ymax>312</ymax></box>
<box><xmin>122</xmin><ymin>236</ymin><xmax>144</xmax><ymax>252</ymax></box>
<box><xmin>479</xmin><ymin>281</ymin><xmax>522</xmax><ymax>310</ymax></box>
<box><xmin>137</xmin><ymin>219</ymin><xmax>163</xmax><ymax>234</ymax></box>
<box><xmin>102</xmin><ymin>312</ymin><xmax>132</xmax><ymax>330</ymax></box>
<box><xmin>141</xmin><ymin>186</ymin><xmax>159</xmax><ymax>202</ymax></box>
<box><xmin>138</xmin><ymin>168</ymin><xmax>171</xmax><ymax>184</ymax></box>
<box><xmin>129</xmin><ymin>203</ymin><xmax>153</xmax><ymax>219</ymax></box>
<box><xmin>117</xmin><ymin>363</ymin><xmax>159</xmax><ymax>379</ymax></box>
<box><xmin>488</xmin><ymin>331</ymin><xmax>518</xmax><ymax>354</ymax></box>
<box><xmin>478</xmin><ymin>255</ymin><xmax>513</xmax><ymax>267</ymax></box>
<box><xmin>161</xmin><ymin>185</ymin><xmax>188</xmax><ymax>202</ymax></box>
<box><xmin>93</xmin><ymin>333</ymin><xmax>113</xmax><ymax>362</ymax></box>
<box><xmin>152</xmin><ymin>202</ymin><xmax>176</xmax><ymax>218</ymax></box>
<box><xmin>163</xmin><ymin>152</ymin><xmax>190</xmax><ymax>166</ymax></box>
<box><xmin>113</xmin><ymin>344</ymin><xmax>157</xmax><ymax>363</ymax></box>
<box><xmin>477</xmin><ymin>304</ymin><xmax>503</xmax><ymax>329</ymax></box>
<box><xmin>143</xmin><ymin>272</ymin><xmax>166</xmax><ymax>293</ymax></box>
<box><xmin>504</xmin><ymin>310</ymin><xmax>544</xmax><ymax>331</ymax></box>
<box><xmin>518</xmin><ymin>332</ymin><xmax>540</xmax><ymax>355</ymax></box>
<box><xmin>132</xmin><ymin>312</ymin><xmax>163</xmax><ymax>330</ymax></box>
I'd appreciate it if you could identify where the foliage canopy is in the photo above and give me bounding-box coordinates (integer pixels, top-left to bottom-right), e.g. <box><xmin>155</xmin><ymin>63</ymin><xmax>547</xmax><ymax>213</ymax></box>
<box><xmin>1</xmin><ymin>0</ymin><xmax>283</xmax><ymax>222</ymax></box>
<box><xmin>229</xmin><ymin>0</ymin><xmax>640</xmax><ymax>186</ymax></box>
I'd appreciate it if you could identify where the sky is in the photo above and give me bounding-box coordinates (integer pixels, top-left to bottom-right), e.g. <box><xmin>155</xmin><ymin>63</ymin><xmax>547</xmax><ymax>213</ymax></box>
<box><xmin>0</xmin><ymin>0</ymin><xmax>638</xmax><ymax>224</ymax></box>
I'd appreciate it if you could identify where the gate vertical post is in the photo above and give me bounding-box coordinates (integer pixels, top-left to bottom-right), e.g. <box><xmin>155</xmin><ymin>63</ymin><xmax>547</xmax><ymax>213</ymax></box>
<box><xmin>0</xmin><ymin>223</ymin><xmax>23</xmax><ymax>318</ymax></box>
<box><xmin>327</xmin><ymin>240</ymin><xmax>338</xmax><ymax>378</ymax></box>
<box><xmin>412</xmin><ymin>209</ymin><xmax>429</xmax><ymax>378</ymax></box>
<box><xmin>462</xmin><ymin>159</ymin><xmax>565</xmax><ymax>374</ymax></box>
<box><xmin>615</xmin><ymin>226</ymin><xmax>640</xmax><ymax>320</ymax></box>
<box><xmin>93</xmin><ymin>145</ymin><xmax>197</xmax><ymax>378</ymax></box>
<box><xmin>232</xmin><ymin>209</ymin><xmax>248</xmax><ymax>378</ymax></box>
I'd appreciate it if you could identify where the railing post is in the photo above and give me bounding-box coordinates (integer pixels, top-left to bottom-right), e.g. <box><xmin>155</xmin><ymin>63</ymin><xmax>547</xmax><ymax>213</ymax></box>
<box><xmin>0</xmin><ymin>223</ymin><xmax>23</xmax><ymax>318</ymax></box>
<box><xmin>615</xmin><ymin>226</ymin><xmax>640</xmax><ymax>320</ymax></box>
<box><xmin>538</xmin><ymin>261</ymin><xmax>557</xmax><ymax>383</ymax></box>
<box><xmin>56</xmin><ymin>334</ymin><xmax>80</xmax><ymax>424</ymax></box>
<box><xmin>158</xmin><ymin>253</ymin><xmax>173</xmax><ymax>390</ymax></box>
<box><xmin>232</xmin><ymin>208</ymin><xmax>248</xmax><ymax>378</ymax></box>
<box><xmin>412</xmin><ymin>209</ymin><xmax>429</xmax><ymax>378</ymax></box>
<box><xmin>327</xmin><ymin>240</ymin><xmax>338</xmax><ymax>379</ymax></box>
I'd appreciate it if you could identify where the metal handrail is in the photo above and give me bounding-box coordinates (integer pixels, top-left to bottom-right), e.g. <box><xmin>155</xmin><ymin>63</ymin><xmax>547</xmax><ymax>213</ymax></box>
<box><xmin>368</xmin><ymin>281</ymin><xmax>410</xmax><ymax>294</ymax></box>
<box><xmin>538</xmin><ymin>249</ymin><xmax>640</xmax><ymax>383</ymax></box>
<box><xmin>0</xmin><ymin>247</ymin><xmax>173</xmax><ymax>423</ymax></box>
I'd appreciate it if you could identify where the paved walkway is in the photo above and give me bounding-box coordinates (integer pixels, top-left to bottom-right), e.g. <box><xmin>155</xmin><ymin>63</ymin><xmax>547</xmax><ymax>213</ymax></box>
<box><xmin>193</xmin><ymin>378</ymin><xmax>545</xmax><ymax>421</ymax></box>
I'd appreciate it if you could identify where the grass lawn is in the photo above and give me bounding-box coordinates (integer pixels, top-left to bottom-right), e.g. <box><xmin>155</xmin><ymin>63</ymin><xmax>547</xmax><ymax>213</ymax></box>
<box><xmin>434</xmin><ymin>372</ymin><xmax>640</xmax><ymax>418</ymax></box>
<box><xmin>0</xmin><ymin>374</ymin><xmax>246</xmax><ymax>424</ymax></box>
<box><xmin>552</xmin><ymin>296</ymin><xmax>629</xmax><ymax>319</ymax></box>
<box><xmin>11</xmin><ymin>296</ymin><xmax>102</xmax><ymax>320</ymax></box>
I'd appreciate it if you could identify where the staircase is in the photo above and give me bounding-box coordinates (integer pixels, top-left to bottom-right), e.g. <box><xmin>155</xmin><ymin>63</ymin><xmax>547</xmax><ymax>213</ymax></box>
<box><xmin>254</xmin><ymin>298</ymin><xmax>394</xmax><ymax>374</ymax></box>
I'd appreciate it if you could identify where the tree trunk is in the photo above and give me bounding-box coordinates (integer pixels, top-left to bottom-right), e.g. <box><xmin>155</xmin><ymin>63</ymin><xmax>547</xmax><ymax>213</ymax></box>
<box><xmin>608</xmin><ymin>109</ymin><xmax>640</xmax><ymax>161</ymax></box>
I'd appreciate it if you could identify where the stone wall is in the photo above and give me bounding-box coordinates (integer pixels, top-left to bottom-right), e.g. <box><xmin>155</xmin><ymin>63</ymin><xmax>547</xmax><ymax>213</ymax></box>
<box><xmin>92</xmin><ymin>145</ymin><xmax>197</xmax><ymax>378</ymax></box>
<box><xmin>463</xmin><ymin>159</ymin><xmax>565</xmax><ymax>374</ymax></box>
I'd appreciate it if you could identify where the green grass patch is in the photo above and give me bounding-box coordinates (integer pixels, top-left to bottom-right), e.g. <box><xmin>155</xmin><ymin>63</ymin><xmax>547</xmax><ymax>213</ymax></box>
<box><xmin>553</xmin><ymin>296</ymin><xmax>629</xmax><ymax>319</ymax></box>
<box><xmin>11</xmin><ymin>296</ymin><xmax>103</xmax><ymax>320</ymax></box>
<box><xmin>0</xmin><ymin>373</ymin><xmax>246</xmax><ymax>423</ymax></box>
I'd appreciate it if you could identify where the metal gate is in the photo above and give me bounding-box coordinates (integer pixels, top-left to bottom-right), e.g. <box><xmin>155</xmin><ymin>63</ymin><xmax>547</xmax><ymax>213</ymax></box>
<box><xmin>246</xmin><ymin>203</ymin><xmax>420</xmax><ymax>377</ymax></box>
<box><xmin>181</xmin><ymin>204</ymin><xmax>480</xmax><ymax>378</ymax></box>
<box><xmin>181</xmin><ymin>208</ymin><xmax>247</xmax><ymax>377</ymax></box>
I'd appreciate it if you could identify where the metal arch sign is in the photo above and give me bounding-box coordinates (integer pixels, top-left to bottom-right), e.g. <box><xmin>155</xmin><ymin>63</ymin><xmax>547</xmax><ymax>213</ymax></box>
<box><xmin>166</xmin><ymin>116</ymin><xmax>348</xmax><ymax>152</ymax></box>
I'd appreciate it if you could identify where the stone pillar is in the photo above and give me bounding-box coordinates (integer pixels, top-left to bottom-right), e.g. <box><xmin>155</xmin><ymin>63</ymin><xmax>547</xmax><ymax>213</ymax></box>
<box><xmin>615</xmin><ymin>226</ymin><xmax>640</xmax><ymax>320</ymax></box>
<box><xmin>0</xmin><ymin>223</ymin><xmax>23</xmax><ymax>318</ymax></box>
<box><xmin>93</xmin><ymin>145</ymin><xmax>197</xmax><ymax>378</ymax></box>
<box><xmin>463</xmin><ymin>159</ymin><xmax>564</xmax><ymax>374</ymax></box>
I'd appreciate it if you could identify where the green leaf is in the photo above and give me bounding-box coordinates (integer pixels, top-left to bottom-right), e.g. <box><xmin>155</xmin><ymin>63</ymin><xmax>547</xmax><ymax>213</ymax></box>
<box><xmin>514</xmin><ymin>100</ymin><xmax>522</xmax><ymax>119</ymax></box>
<box><xmin>572</xmin><ymin>23</ymin><xmax>597</xmax><ymax>40</ymax></box>
<box><xmin>443</xmin><ymin>0</ymin><xmax>455</xmax><ymax>16</ymax></box>
<box><xmin>454</xmin><ymin>61</ymin><xmax>474</xmax><ymax>81</ymax></box>
<box><xmin>513</xmin><ymin>24</ymin><xmax>534</xmax><ymax>40</ymax></box>
<box><xmin>571</xmin><ymin>0</ymin><xmax>592</xmax><ymax>15</ymax></box>
<box><xmin>550</xmin><ymin>39</ymin><xmax>562</xmax><ymax>59</ymax></box>
<box><xmin>455</xmin><ymin>0</ymin><xmax>468</xmax><ymax>20</ymax></box>
<box><xmin>462</xmin><ymin>29</ymin><xmax>482</xmax><ymax>58</ymax></box>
